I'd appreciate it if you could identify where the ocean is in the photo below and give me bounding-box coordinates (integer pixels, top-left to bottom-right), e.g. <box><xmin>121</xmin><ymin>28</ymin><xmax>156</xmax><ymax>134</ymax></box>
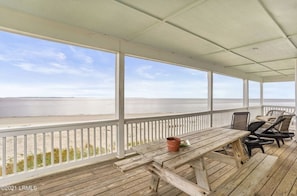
<box><xmin>0</xmin><ymin>98</ymin><xmax>294</xmax><ymax>117</ymax></box>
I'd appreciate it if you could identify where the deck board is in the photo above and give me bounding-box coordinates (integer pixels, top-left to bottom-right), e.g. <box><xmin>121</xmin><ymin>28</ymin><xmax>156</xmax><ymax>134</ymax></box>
<box><xmin>1</xmin><ymin>140</ymin><xmax>297</xmax><ymax>196</ymax></box>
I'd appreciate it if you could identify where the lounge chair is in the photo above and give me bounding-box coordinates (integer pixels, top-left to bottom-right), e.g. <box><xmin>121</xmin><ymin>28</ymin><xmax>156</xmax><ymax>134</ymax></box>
<box><xmin>244</xmin><ymin>121</ymin><xmax>274</xmax><ymax>157</ymax></box>
<box><xmin>255</xmin><ymin>115</ymin><xmax>295</xmax><ymax>147</ymax></box>
<box><xmin>256</xmin><ymin>109</ymin><xmax>285</xmax><ymax>124</ymax></box>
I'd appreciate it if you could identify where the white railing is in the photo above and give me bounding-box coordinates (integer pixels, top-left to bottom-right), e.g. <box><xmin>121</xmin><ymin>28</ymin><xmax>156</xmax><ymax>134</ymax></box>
<box><xmin>124</xmin><ymin>111</ymin><xmax>211</xmax><ymax>149</ymax></box>
<box><xmin>0</xmin><ymin>120</ymin><xmax>118</xmax><ymax>185</ymax></box>
<box><xmin>1</xmin><ymin>105</ymin><xmax>293</xmax><ymax>185</ymax></box>
<box><xmin>262</xmin><ymin>105</ymin><xmax>295</xmax><ymax>115</ymax></box>
<box><xmin>262</xmin><ymin>105</ymin><xmax>296</xmax><ymax>129</ymax></box>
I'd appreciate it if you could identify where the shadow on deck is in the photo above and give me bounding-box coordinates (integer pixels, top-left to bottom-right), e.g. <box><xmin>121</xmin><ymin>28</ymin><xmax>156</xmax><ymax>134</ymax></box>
<box><xmin>1</xmin><ymin>139</ymin><xmax>297</xmax><ymax>196</ymax></box>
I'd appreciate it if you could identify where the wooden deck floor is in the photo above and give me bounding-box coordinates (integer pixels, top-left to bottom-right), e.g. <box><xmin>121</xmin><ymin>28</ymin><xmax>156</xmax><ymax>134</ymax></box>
<box><xmin>1</xmin><ymin>139</ymin><xmax>297</xmax><ymax>196</ymax></box>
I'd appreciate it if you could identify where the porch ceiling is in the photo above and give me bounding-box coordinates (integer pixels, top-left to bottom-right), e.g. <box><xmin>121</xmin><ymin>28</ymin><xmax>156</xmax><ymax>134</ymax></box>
<box><xmin>0</xmin><ymin>0</ymin><xmax>296</xmax><ymax>82</ymax></box>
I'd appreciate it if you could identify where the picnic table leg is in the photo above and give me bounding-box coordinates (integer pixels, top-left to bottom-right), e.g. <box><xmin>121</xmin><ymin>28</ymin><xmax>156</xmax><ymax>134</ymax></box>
<box><xmin>190</xmin><ymin>157</ymin><xmax>211</xmax><ymax>191</ymax></box>
<box><xmin>150</xmin><ymin>173</ymin><xmax>160</xmax><ymax>191</ymax></box>
<box><xmin>231</xmin><ymin>139</ymin><xmax>249</xmax><ymax>168</ymax></box>
<box><xmin>148</xmin><ymin>162</ymin><xmax>210</xmax><ymax>195</ymax></box>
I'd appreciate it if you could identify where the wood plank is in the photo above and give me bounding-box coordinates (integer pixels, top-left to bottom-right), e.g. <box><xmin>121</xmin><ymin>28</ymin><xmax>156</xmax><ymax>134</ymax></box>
<box><xmin>289</xmin><ymin>179</ymin><xmax>297</xmax><ymax>195</ymax></box>
<box><xmin>273</xmin><ymin>159</ymin><xmax>297</xmax><ymax>195</ymax></box>
<box><xmin>230</xmin><ymin>155</ymin><xmax>278</xmax><ymax>196</ymax></box>
<box><xmin>210</xmin><ymin>153</ymin><xmax>278</xmax><ymax>196</ymax></box>
<box><xmin>114</xmin><ymin>155</ymin><xmax>152</xmax><ymax>172</ymax></box>
<box><xmin>205</xmin><ymin>151</ymin><xmax>237</xmax><ymax>167</ymax></box>
<box><xmin>256</xmin><ymin>140</ymin><xmax>297</xmax><ymax>195</ymax></box>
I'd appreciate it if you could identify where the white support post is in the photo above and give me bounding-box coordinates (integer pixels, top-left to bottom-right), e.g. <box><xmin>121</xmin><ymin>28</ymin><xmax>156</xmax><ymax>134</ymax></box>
<box><xmin>243</xmin><ymin>79</ymin><xmax>249</xmax><ymax>108</ymax></box>
<box><xmin>260</xmin><ymin>82</ymin><xmax>264</xmax><ymax>115</ymax></box>
<box><xmin>116</xmin><ymin>52</ymin><xmax>125</xmax><ymax>158</ymax></box>
<box><xmin>208</xmin><ymin>71</ymin><xmax>213</xmax><ymax>127</ymax></box>
<box><xmin>295</xmin><ymin>60</ymin><xmax>297</xmax><ymax>140</ymax></box>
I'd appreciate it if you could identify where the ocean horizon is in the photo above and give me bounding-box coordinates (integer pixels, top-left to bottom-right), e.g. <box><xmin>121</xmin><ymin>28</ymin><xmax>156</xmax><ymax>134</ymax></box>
<box><xmin>0</xmin><ymin>97</ymin><xmax>294</xmax><ymax>117</ymax></box>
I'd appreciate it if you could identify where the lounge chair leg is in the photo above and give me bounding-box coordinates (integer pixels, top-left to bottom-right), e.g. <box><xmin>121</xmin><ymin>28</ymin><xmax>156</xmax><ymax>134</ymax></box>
<box><xmin>260</xmin><ymin>146</ymin><xmax>265</xmax><ymax>153</ymax></box>
<box><xmin>247</xmin><ymin>147</ymin><xmax>252</xmax><ymax>157</ymax></box>
<box><xmin>275</xmin><ymin>139</ymin><xmax>281</xmax><ymax>148</ymax></box>
<box><xmin>281</xmin><ymin>138</ymin><xmax>284</xmax><ymax>144</ymax></box>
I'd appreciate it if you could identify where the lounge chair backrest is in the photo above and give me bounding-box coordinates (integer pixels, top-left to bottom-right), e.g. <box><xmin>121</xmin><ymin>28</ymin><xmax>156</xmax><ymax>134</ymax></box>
<box><xmin>278</xmin><ymin>114</ymin><xmax>294</xmax><ymax>132</ymax></box>
<box><xmin>262</xmin><ymin>116</ymin><xmax>286</xmax><ymax>134</ymax></box>
<box><xmin>266</xmin><ymin>110</ymin><xmax>285</xmax><ymax>117</ymax></box>
<box><xmin>231</xmin><ymin>112</ymin><xmax>250</xmax><ymax>130</ymax></box>
<box><xmin>248</xmin><ymin>121</ymin><xmax>266</xmax><ymax>135</ymax></box>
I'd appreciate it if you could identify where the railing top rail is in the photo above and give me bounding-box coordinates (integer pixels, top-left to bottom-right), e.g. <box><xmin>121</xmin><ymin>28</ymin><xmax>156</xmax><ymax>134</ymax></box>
<box><xmin>124</xmin><ymin>111</ymin><xmax>211</xmax><ymax>123</ymax></box>
<box><xmin>0</xmin><ymin>119</ymin><xmax>118</xmax><ymax>137</ymax></box>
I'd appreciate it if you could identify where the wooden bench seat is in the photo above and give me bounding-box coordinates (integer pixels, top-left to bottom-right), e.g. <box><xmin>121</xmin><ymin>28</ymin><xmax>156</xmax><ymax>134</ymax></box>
<box><xmin>210</xmin><ymin>153</ymin><xmax>278</xmax><ymax>196</ymax></box>
<box><xmin>113</xmin><ymin>154</ymin><xmax>152</xmax><ymax>172</ymax></box>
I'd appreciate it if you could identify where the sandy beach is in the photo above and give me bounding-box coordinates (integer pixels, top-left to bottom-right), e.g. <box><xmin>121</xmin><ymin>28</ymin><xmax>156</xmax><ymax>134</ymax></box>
<box><xmin>0</xmin><ymin>114</ymin><xmax>117</xmax><ymax>128</ymax></box>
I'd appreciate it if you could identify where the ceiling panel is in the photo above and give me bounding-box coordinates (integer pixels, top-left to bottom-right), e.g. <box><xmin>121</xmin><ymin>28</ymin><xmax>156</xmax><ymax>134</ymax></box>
<box><xmin>169</xmin><ymin>0</ymin><xmax>283</xmax><ymax>48</ymax></box>
<box><xmin>252</xmin><ymin>71</ymin><xmax>282</xmax><ymax>77</ymax></box>
<box><xmin>0</xmin><ymin>0</ymin><xmax>159</xmax><ymax>40</ymax></box>
<box><xmin>279</xmin><ymin>69</ymin><xmax>295</xmax><ymax>75</ymax></box>
<box><xmin>116</xmin><ymin>0</ymin><xmax>197</xmax><ymax>19</ymax></box>
<box><xmin>262</xmin><ymin>59</ymin><xmax>296</xmax><ymax>70</ymax></box>
<box><xmin>261</xmin><ymin>0</ymin><xmax>297</xmax><ymax>35</ymax></box>
<box><xmin>201</xmin><ymin>51</ymin><xmax>253</xmax><ymax>66</ymax></box>
<box><xmin>230</xmin><ymin>64</ymin><xmax>270</xmax><ymax>72</ymax></box>
<box><xmin>134</xmin><ymin>23</ymin><xmax>222</xmax><ymax>56</ymax></box>
<box><xmin>290</xmin><ymin>35</ymin><xmax>297</xmax><ymax>47</ymax></box>
<box><xmin>233</xmin><ymin>38</ymin><xmax>297</xmax><ymax>62</ymax></box>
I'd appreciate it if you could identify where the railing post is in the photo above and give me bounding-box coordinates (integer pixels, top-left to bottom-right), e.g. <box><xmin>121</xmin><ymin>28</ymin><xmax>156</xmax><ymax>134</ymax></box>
<box><xmin>116</xmin><ymin>51</ymin><xmax>125</xmax><ymax>158</ymax></box>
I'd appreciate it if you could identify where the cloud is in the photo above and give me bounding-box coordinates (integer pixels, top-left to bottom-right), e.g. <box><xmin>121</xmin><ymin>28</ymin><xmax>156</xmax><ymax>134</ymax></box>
<box><xmin>56</xmin><ymin>52</ymin><xmax>67</xmax><ymax>61</ymax></box>
<box><xmin>14</xmin><ymin>63</ymin><xmax>72</xmax><ymax>75</ymax></box>
<box><xmin>135</xmin><ymin>65</ymin><xmax>168</xmax><ymax>79</ymax></box>
<box><xmin>136</xmin><ymin>65</ymin><xmax>155</xmax><ymax>79</ymax></box>
<box><xmin>13</xmin><ymin>63</ymin><xmax>109</xmax><ymax>79</ymax></box>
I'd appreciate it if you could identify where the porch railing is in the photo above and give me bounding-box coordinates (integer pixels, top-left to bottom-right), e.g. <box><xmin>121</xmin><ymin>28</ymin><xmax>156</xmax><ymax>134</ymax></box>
<box><xmin>0</xmin><ymin>120</ymin><xmax>118</xmax><ymax>185</ymax></box>
<box><xmin>0</xmin><ymin>105</ymin><xmax>293</xmax><ymax>185</ymax></box>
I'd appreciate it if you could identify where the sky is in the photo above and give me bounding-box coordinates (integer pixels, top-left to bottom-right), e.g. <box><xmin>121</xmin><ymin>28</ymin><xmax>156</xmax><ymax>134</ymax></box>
<box><xmin>0</xmin><ymin>30</ymin><xmax>295</xmax><ymax>99</ymax></box>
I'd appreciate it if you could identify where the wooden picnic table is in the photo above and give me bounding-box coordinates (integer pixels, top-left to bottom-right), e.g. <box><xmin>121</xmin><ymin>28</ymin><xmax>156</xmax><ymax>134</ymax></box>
<box><xmin>114</xmin><ymin>127</ymin><xmax>250</xmax><ymax>195</ymax></box>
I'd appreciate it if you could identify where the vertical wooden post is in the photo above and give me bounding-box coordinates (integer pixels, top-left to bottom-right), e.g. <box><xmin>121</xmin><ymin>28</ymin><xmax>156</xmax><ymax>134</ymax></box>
<box><xmin>232</xmin><ymin>139</ymin><xmax>248</xmax><ymax>167</ymax></box>
<box><xmin>150</xmin><ymin>173</ymin><xmax>160</xmax><ymax>192</ymax></box>
<box><xmin>191</xmin><ymin>157</ymin><xmax>211</xmax><ymax>191</ymax></box>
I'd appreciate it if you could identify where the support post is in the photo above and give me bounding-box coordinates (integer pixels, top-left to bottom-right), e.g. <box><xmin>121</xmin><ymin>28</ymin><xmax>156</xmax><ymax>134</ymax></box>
<box><xmin>260</xmin><ymin>82</ymin><xmax>264</xmax><ymax>115</ymax></box>
<box><xmin>295</xmin><ymin>59</ymin><xmax>297</xmax><ymax>140</ymax></box>
<box><xmin>243</xmin><ymin>79</ymin><xmax>249</xmax><ymax>108</ymax></box>
<box><xmin>208</xmin><ymin>71</ymin><xmax>213</xmax><ymax>127</ymax></box>
<box><xmin>116</xmin><ymin>51</ymin><xmax>125</xmax><ymax>158</ymax></box>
